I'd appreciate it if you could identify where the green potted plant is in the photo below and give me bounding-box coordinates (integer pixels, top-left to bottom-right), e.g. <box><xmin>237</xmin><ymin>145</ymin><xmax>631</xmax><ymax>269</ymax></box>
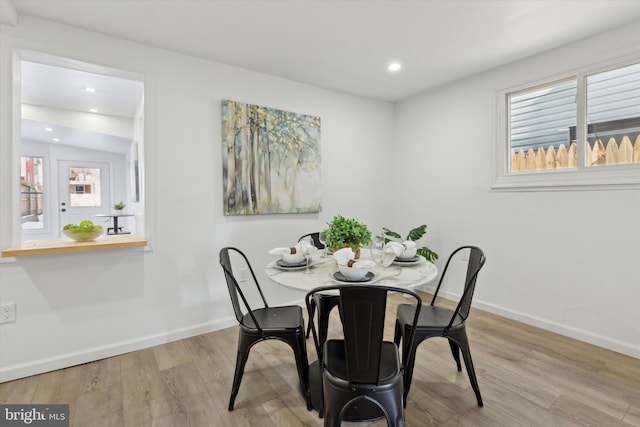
<box><xmin>113</xmin><ymin>201</ymin><xmax>126</xmax><ymax>211</ymax></box>
<box><xmin>324</xmin><ymin>215</ymin><xmax>372</xmax><ymax>256</ymax></box>
<box><xmin>383</xmin><ymin>224</ymin><xmax>439</xmax><ymax>263</ymax></box>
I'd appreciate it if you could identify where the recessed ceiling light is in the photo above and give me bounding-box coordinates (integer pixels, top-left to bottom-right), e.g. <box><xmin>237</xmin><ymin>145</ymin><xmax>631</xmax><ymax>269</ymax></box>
<box><xmin>388</xmin><ymin>62</ymin><xmax>402</xmax><ymax>72</ymax></box>
<box><xmin>85</xmin><ymin>87</ymin><xmax>96</xmax><ymax>93</ymax></box>
<box><xmin>89</xmin><ymin>108</ymin><xmax>98</xmax><ymax>113</ymax></box>
<box><xmin>44</xmin><ymin>127</ymin><xmax>53</xmax><ymax>132</ymax></box>
<box><xmin>52</xmin><ymin>138</ymin><xmax>60</xmax><ymax>142</ymax></box>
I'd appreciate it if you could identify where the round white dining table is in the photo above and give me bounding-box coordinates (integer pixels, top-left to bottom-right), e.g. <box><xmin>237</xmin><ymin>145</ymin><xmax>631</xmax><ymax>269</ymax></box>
<box><xmin>265</xmin><ymin>249</ymin><xmax>438</xmax><ymax>292</ymax></box>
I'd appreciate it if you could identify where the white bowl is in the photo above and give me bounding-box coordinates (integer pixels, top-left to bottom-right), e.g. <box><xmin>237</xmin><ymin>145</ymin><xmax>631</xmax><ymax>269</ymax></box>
<box><xmin>397</xmin><ymin>246</ymin><xmax>417</xmax><ymax>260</ymax></box>
<box><xmin>338</xmin><ymin>264</ymin><xmax>369</xmax><ymax>281</ymax></box>
<box><xmin>281</xmin><ymin>251</ymin><xmax>306</xmax><ymax>264</ymax></box>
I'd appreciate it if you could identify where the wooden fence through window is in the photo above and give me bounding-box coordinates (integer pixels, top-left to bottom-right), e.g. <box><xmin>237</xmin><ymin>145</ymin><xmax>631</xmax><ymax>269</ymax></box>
<box><xmin>511</xmin><ymin>135</ymin><xmax>640</xmax><ymax>172</ymax></box>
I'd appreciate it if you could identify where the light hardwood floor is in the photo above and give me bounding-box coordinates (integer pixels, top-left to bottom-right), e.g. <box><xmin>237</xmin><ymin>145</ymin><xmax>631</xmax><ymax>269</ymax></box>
<box><xmin>1</xmin><ymin>291</ymin><xmax>639</xmax><ymax>426</ymax></box>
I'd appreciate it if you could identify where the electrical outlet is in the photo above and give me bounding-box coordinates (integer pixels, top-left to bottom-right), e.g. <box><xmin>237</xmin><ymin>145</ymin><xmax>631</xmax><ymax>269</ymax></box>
<box><xmin>0</xmin><ymin>303</ymin><xmax>16</xmax><ymax>323</ymax></box>
<box><xmin>238</xmin><ymin>268</ymin><xmax>249</xmax><ymax>282</ymax></box>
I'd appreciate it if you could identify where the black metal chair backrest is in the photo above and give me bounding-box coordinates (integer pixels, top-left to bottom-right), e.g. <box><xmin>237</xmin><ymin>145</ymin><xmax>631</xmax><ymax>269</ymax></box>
<box><xmin>298</xmin><ymin>232</ymin><xmax>325</xmax><ymax>249</ymax></box>
<box><xmin>341</xmin><ymin>286</ymin><xmax>387</xmax><ymax>384</ymax></box>
<box><xmin>306</xmin><ymin>284</ymin><xmax>422</xmax><ymax>385</ymax></box>
<box><xmin>219</xmin><ymin>247</ymin><xmax>269</xmax><ymax>331</ymax></box>
<box><xmin>430</xmin><ymin>246</ymin><xmax>486</xmax><ymax>329</ymax></box>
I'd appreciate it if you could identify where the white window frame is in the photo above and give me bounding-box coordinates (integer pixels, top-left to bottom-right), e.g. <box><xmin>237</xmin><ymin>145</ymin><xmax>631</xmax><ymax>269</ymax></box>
<box><xmin>493</xmin><ymin>57</ymin><xmax>640</xmax><ymax>191</ymax></box>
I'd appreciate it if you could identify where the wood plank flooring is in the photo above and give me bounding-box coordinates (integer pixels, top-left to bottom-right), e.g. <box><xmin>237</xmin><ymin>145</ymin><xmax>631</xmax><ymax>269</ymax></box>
<box><xmin>1</xmin><ymin>291</ymin><xmax>639</xmax><ymax>426</ymax></box>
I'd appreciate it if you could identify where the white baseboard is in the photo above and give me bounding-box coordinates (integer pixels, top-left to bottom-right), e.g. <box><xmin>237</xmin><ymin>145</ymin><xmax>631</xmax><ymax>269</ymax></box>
<box><xmin>427</xmin><ymin>286</ymin><xmax>640</xmax><ymax>359</ymax></box>
<box><xmin>0</xmin><ymin>317</ymin><xmax>237</xmax><ymax>383</ymax></box>
<box><xmin>5</xmin><ymin>289</ymin><xmax>636</xmax><ymax>383</ymax></box>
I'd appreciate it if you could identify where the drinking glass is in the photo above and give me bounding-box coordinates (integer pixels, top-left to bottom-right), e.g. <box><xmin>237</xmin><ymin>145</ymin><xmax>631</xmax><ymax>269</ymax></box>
<box><xmin>301</xmin><ymin>236</ymin><xmax>314</xmax><ymax>273</ymax></box>
<box><xmin>318</xmin><ymin>231</ymin><xmax>328</xmax><ymax>257</ymax></box>
<box><xmin>370</xmin><ymin>231</ymin><xmax>385</xmax><ymax>267</ymax></box>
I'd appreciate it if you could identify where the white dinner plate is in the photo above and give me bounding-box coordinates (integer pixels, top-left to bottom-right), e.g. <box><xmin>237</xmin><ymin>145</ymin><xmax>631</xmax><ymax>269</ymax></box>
<box><xmin>392</xmin><ymin>255</ymin><xmax>424</xmax><ymax>266</ymax></box>
<box><xmin>332</xmin><ymin>271</ymin><xmax>375</xmax><ymax>284</ymax></box>
<box><xmin>272</xmin><ymin>259</ymin><xmax>314</xmax><ymax>271</ymax></box>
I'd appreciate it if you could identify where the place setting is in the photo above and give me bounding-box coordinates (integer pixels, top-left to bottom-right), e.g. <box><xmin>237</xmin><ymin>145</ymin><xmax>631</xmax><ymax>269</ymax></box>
<box><xmin>331</xmin><ymin>247</ymin><xmax>377</xmax><ymax>284</ymax></box>
<box><xmin>330</xmin><ymin>238</ymin><xmax>422</xmax><ymax>284</ymax></box>
<box><xmin>370</xmin><ymin>231</ymin><xmax>427</xmax><ymax>266</ymax></box>
<box><xmin>268</xmin><ymin>236</ymin><xmax>318</xmax><ymax>272</ymax></box>
<box><xmin>390</xmin><ymin>241</ymin><xmax>427</xmax><ymax>266</ymax></box>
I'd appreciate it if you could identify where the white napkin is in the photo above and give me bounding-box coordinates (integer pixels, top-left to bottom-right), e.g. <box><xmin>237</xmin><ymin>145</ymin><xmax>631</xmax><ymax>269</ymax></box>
<box><xmin>332</xmin><ymin>247</ymin><xmax>353</xmax><ymax>264</ymax></box>
<box><xmin>268</xmin><ymin>247</ymin><xmax>293</xmax><ymax>256</ymax></box>
<box><xmin>268</xmin><ymin>240</ymin><xmax>316</xmax><ymax>256</ymax></box>
<box><xmin>298</xmin><ymin>239</ymin><xmax>316</xmax><ymax>255</ymax></box>
<box><xmin>332</xmin><ymin>247</ymin><xmax>376</xmax><ymax>269</ymax></box>
<box><xmin>351</xmin><ymin>259</ymin><xmax>376</xmax><ymax>269</ymax></box>
<box><xmin>381</xmin><ymin>242</ymin><xmax>404</xmax><ymax>267</ymax></box>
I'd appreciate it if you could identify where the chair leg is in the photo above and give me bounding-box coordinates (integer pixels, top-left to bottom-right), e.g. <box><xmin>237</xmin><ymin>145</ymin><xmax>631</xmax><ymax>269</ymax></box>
<box><xmin>401</xmin><ymin>333</ymin><xmax>420</xmax><ymax>407</ymax></box>
<box><xmin>306</xmin><ymin>299</ymin><xmax>316</xmax><ymax>338</ymax></box>
<box><xmin>323</xmin><ymin>406</ymin><xmax>339</xmax><ymax>427</ymax></box>
<box><xmin>448</xmin><ymin>339</ymin><xmax>462</xmax><ymax>371</ymax></box>
<box><xmin>454</xmin><ymin>331</ymin><xmax>483</xmax><ymax>406</ymax></box>
<box><xmin>321</xmin><ymin>380</ymin><xmax>341</xmax><ymax>427</ymax></box>
<box><xmin>376</xmin><ymin>386</ymin><xmax>405</xmax><ymax>427</ymax></box>
<box><xmin>291</xmin><ymin>333</ymin><xmax>312</xmax><ymax>410</ymax></box>
<box><xmin>394</xmin><ymin>320</ymin><xmax>411</xmax><ymax>406</ymax></box>
<box><xmin>316</xmin><ymin>295</ymin><xmax>340</xmax><ymax>355</ymax></box>
<box><xmin>229</xmin><ymin>332</ymin><xmax>254</xmax><ymax>411</ymax></box>
<box><xmin>393</xmin><ymin>319</ymin><xmax>402</xmax><ymax>345</ymax></box>
<box><xmin>461</xmin><ymin>348</ymin><xmax>482</xmax><ymax>406</ymax></box>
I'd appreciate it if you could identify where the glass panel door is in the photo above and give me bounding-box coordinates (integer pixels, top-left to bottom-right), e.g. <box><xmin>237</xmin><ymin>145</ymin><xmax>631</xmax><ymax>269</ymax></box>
<box><xmin>58</xmin><ymin>160</ymin><xmax>110</xmax><ymax>233</ymax></box>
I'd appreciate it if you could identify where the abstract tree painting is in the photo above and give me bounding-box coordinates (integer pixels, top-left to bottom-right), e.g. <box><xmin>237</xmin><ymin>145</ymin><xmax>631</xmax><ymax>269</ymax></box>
<box><xmin>221</xmin><ymin>100</ymin><xmax>321</xmax><ymax>215</ymax></box>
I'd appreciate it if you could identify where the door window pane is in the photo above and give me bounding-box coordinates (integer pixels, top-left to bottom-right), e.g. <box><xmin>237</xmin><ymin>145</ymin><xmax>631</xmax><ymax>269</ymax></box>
<box><xmin>20</xmin><ymin>156</ymin><xmax>44</xmax><ymax>229</ymax></box>
<box><xmin>68</xmin><ymin>167</ymin><xmax>101</xmax><ymax>207</ymax></box>
<box><xmin>585</xmin><ymin>62</ymin><xmax>640</xmax><ymax>166</ymax></box>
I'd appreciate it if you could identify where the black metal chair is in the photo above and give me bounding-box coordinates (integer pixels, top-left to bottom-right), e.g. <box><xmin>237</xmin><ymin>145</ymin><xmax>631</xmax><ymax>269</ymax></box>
<box><xmin>299</xmin><ymin>232</ymin><xmax>340</xmax><ymax>340</ymax></box>
<box><xmin>298</xmin><ymin>232</ymin><xmax>325</xmax><ymax>249</ymax></box>
<box><xmin>219</xmin><ymin>247</ymin><xmax>311</xmax><ymax>411</ymax></box>
<box><xmin>394</xmin><ymin>246</ymin><xmax>486</xmax><ymax>407</ymax></box>
<box><xmin>306</xmin><ymin>284</ymin><xmax>422</xmax><ymax>427</ymax></box>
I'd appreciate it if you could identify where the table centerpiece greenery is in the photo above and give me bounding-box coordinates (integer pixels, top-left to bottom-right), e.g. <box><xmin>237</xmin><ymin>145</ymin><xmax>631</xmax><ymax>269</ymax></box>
<box><xmin>324</xmin><ymin>215</ymin><xmax>372</xmax><ymax>257</ymax></box>
<box><xmin>382</xmin><ymin>224</ymin><xmax>439</xmax><ymax>263</ymax></box>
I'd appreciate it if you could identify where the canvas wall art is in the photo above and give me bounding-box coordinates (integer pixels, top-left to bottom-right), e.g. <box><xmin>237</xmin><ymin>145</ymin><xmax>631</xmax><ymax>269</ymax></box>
<box><xmin>221</xmin><ymin>100</ymin><xmax>321</xmax><ymax>215</ymax></box>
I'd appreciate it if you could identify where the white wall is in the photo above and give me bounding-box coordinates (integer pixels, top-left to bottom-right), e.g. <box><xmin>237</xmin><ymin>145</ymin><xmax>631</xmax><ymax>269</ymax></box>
<box><xmin>0</xmin><ymin>16</ymin><xmax>395</xmax><ymax>381</ymax></box>
<box><xmin>392</xmin><ymin>21</ymin><xmax>640</xmax><ymax>357</ymax></box>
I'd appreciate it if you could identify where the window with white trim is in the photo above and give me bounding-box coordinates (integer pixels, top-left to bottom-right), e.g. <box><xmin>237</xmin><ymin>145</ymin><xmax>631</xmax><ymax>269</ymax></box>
<box><xmin>20</xmin><ymin>156</ymin><xmax>45</xmax><ymax>231</ymax></box>
<box><xmin>494</xmin><ymin>60</ymin><xmax>640</xmax><ymax>191</ymax></box>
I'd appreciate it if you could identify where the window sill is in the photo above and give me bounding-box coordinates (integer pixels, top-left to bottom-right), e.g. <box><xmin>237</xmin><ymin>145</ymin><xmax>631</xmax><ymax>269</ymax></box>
<box><xmin>1</xmin><ymin>234</ymin><xmax>147</xmax><ymax>258</ymax></box>
<box><xmin>491</xmin><ymin>164</ymin><xmax>640</xmax><ymax>191</ymax></box>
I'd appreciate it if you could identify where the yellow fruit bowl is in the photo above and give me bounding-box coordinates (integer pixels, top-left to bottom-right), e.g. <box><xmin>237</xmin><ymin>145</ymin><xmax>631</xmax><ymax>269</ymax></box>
<box><xmin>62</xmin><ymin>227</ymin><xmax>105</xmax><ymax>242</ymax></box>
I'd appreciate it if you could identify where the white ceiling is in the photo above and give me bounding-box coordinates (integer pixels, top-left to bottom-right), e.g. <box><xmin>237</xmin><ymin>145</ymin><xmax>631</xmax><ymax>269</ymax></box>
<box><xmin>19</xmin><ymin>59</ymin><xmax>143</xmax><ymax>153</ymax></box>
<box><xmin>5</xmin><ymin>0</ymin><xmax>640</xmax><ymax>153</ymax></box>
<box><xmin>7</xmin><ymin>0</ymin><xmax>640</xmax><ymax>102</ymax></box>
<box><xmin>21</xmin><ymin>61</ymin><xmax>143</xmax><ymax>118</ymax></box>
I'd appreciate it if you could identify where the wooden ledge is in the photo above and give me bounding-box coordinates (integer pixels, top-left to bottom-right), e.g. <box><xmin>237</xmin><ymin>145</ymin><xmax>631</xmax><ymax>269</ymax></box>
<box><xmin>1</xmin><ymin>234</ymin><xmax>147</xmax><ymax>257</ymax></box>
